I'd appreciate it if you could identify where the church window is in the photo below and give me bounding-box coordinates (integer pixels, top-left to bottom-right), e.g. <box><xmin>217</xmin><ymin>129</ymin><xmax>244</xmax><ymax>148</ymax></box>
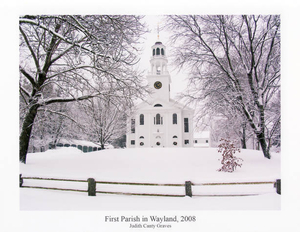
<box><xmin>131</xmin><ymin>119</ymin><xmax>135</xmax><ymax>133</ymax></box>
<box><xmin>194</xmin><ymin>140</ymin><xmax>198</xmax><ymax>143</ymax></box>
<box><xmin>173</xmin><ymin>142</ymin><xmax>177</xmax><ymax>146</ymax></box>
<box><xmin>154</xmin><ymin>104</ymin><xmax>163</xmax><ymax>107</ymax></box>
<box><xmin>140</xmin><ymin>114</ymin><xmax>144</xmax><ymax>125</ymax></box>
<box><xmin>161</xmin><ymin>48</ymin><xmax>164</xmax><ymax>55</ymax></box>
<box><xmin>156</xmin><ymin>142</ymin><xmax>161</xmax><ymax>146</ymax></box>
<box><xmin>155</xmin><ymin>114</ymin><xmax>161</xmax><ymax>125</ymax></box>
<box><xmin>139</xmin><ymin>136</ymin><xmax>144</xmax><ymax>139</ymax></box>
<box><xmin>184</xmin><ymin>140</ymin><xmax>189</xmax><ymax>144</ymax></box>
<box><xmin>173</xmin><ymin>135</ymin><xmax>178</xmax><ymax>138</ymax></box>
<box><xmin>131</xmin><ymin>140</ymin><xmax>135</xmax><ymax>145</ymax></box>
<box><xmin>173</xmin><ymin>113</ymin><xmax>177</xmax><ymax>124</ymax></box>
<box><xmin>184</xmin><ymin>118</ymin><xmax>189</xmax><ymax>132</ymax></box>
<box><xmin>156</xmin><ymin>47</ymin><xmax>160</xmax><ymax>55</ymax></box>
<box><xmin>140</xmin><ymin>142</ymin><xmax>144</xmax><ymax>146</ymax></box>
<box><xmin>153</xmin><ymin>49</ymin><xmax>155</xmax><ymax>56</ymax></box>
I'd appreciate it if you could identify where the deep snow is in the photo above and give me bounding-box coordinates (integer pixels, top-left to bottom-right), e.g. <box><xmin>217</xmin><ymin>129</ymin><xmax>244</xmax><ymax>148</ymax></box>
<box><xmin>20</xmin><ymin>147</ymin><xmax>280</xmax><ymax>210</ymax></box>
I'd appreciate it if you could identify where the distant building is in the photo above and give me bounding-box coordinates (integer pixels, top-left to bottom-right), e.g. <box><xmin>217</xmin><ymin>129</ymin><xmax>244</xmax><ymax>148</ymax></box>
<box><xmin>126</xmin><ymin>40</ymin><xmax>195</xmax><ymax>148</ymax></box>
<box><xmin>193</xmin><ymin>131</ymin><xmax>210</xmax><ymax>148</ymax></box>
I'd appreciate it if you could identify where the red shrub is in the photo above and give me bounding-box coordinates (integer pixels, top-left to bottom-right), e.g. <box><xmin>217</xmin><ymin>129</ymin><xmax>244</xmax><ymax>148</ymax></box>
<box><xmin>217</xmin><ymin>138</ymin><xmax>243</xmax><ymax>172</ymax></box>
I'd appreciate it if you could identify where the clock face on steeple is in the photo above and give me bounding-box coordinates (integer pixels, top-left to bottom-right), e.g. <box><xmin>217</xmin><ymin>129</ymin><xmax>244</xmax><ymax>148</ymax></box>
<box><xmin>154</xmin><ymin>81</ymin><xmax>162</xmax><ymax>89</ymax></box>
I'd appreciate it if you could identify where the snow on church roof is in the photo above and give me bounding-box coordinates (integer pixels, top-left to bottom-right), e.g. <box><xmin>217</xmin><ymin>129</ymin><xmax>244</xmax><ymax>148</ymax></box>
<box><xmin>135</xmin><ymin>98</ymin><xmax>194</xmax><ymax>112</ymax></box>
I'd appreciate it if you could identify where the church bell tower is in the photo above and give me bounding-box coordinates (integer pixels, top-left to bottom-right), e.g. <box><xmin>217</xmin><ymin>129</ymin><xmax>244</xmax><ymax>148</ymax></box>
<box><xmin>147</xmin><ymin>41</ymin><xmax>171</xmax><ymax>102</ymax></box>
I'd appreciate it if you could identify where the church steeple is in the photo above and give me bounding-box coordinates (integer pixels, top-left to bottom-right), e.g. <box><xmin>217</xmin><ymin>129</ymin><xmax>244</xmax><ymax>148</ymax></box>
<box><xmin>147</xmin><ymin>40</ymin><xmax>171</xmax><ymax>102</ymax></box>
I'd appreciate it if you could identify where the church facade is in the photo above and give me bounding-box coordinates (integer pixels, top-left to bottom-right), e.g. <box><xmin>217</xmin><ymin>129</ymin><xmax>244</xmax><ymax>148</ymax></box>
<box><xmin>126</xmin><ymin>41</ymin><xmax>194</xmax><ymax>148</ymax></box>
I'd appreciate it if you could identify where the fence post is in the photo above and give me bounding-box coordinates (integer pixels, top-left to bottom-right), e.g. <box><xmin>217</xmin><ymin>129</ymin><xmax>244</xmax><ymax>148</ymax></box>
<box><xmin>20</xmin><ymin>174</ymin><xmax>23</xmax><ymax>187</ymax></box>
<box><xmin>88</xmin><ymin>178</ymin><xmax>96</xmax><ymax>196</ymax></box>
<box><xmin>185</xmin><ymin>181</ymin><xmax>192</xmax><ymax>197</ymax></box>
<box><xmin>274</xmin><ymin>179</ymin><xmax>281</xmax><ymax>195</ymax></box>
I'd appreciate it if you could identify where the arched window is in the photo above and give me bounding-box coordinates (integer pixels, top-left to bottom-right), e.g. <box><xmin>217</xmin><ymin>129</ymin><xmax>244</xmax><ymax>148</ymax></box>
<box><xmin>173</xmin><ymin>135</ymin><xmax>178</xmax><ymax>138</ymax></box>
<box><xmin>140</xmin><ymin>114</ymin><xmax>144</xmax><ymax>125</ymax></box>
<box><xmin>154</xmin><ymin>104</ymin><xmax>163</xmax><ymax>107</ymax></box>
<box><xmin>156</xmin><ymin>47</ymin><xmax>160</xmax><ymax>55</ymax></box>
<box><xmin>139</xmin><ymin>136</ymin><xmax>144</xmax><ymax>139</ymax></box>
<box><xmin>156</xmin><ymin>114</ymin><xmax>161</xmax><ymax>125</ymax></box>
<box><xmin>161</xmin><ymin>48</ymin><xmax>164</xmax><ymax>55</ymax></box>
<box><xmin>173</xmin><ymin>113</ymin><xmax>177</xmax><ymax>124</ymax></box>
<box><xmin>153</xmin><ymin>49</ymin><xmax>155</xmax><ymax>56</ymax></box>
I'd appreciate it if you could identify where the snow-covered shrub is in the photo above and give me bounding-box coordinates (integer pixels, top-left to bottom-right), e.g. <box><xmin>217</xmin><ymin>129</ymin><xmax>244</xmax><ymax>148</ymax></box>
<box><xmin>217</xmin><ymin>138</ymin><xmax>243</xmax><ymax>172</ymax></box>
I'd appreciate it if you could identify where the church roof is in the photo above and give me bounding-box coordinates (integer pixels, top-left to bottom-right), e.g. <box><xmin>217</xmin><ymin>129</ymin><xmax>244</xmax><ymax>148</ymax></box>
<box><xmin>135</xmin><ymin>98</ymin><xmax>194</xmax><ymax>112</ymax></box>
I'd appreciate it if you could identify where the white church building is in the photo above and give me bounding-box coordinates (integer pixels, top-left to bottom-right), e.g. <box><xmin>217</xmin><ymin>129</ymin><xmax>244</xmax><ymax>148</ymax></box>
<box><xmin>126</xmin><ymin>40</ymin><xmax>199</xmax><ymax>148</ymax></box>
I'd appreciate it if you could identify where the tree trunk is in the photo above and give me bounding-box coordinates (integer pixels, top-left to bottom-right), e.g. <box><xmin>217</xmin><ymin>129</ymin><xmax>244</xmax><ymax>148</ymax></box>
<box><xmin>241</xmin><ymin>138</ymin><xmax>246</xmax><ymax>149</ymax></box>
<box><xmin>19</xmin><ymin>104</ymin><xmax>39</xmax><ymax>163</ymax></box>
<box><xmin>257</xmin><ymin>105</ymin><xmax>271</xmax><ymax>159</ymax></box>
<box><xmin>246</xmin><ymin>120</ymin><xmax>271</xmax><ymax>158</ymax></box>
<box><xmin>257</xmin><ymin>132</ymin><xmax>271</xmax><ymax>159</ymax></box>
<box><xmin>241</xmin><ymin>123</ymin><xmax>247</xmax><ymax>149</ymax></box>
<box><xmin>242</xmin><ymin>105</ymin><xmax>271</xmax><ymax>159</ymax></box>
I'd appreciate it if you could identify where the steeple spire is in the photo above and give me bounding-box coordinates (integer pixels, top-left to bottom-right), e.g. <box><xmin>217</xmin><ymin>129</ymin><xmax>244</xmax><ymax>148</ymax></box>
<box><xmin>157</xmin><ymin>23</ymin><xmax>160</xmax><ymax>40</ymax></box>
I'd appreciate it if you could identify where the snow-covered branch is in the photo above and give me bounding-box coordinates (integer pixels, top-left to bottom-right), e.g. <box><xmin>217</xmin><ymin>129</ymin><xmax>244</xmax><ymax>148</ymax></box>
<box><xmin>19</xmin><ymin>18</ymin><xmax>108</xmax><ymax>60</ymax></box>
<box><xmin>43</xmin><ymin>93</ymin><xmax>101</xmax><ymax>105</ymax></box>
<box><xmin>166</xmin><ymin>15</ymin><xmax>280</xmax><ymax>158</ymax></box>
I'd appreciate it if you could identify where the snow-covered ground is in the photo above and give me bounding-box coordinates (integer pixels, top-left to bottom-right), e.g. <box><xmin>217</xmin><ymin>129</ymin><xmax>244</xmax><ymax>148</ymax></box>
<box><xmin>20</xmin><ymin>147</ymin><xmax>281</xmax><ymax>210</ymax></box>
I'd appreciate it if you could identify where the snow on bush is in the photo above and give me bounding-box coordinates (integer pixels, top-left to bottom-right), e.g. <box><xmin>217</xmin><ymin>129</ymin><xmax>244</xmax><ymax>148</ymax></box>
<box><xmin>217</xmin><ymin>138</ymin><xmax>243</xmax><ymax>173</ymax></box>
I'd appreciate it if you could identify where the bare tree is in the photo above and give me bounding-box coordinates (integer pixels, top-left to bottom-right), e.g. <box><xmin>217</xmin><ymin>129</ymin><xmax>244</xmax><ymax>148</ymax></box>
<box><xmin>166</xmin><ymin>15</ymin><xmax>280</xmax><ymax>159</ymax></box>
<box><xmin>19</xmin><ymin>15</ymin><xmax>147</xmax><ymax>163</ymax></box>
<box><xmin>78</xmin><ymin>95</ymin><xmax>127</xmax><ymax>149</ymax></box>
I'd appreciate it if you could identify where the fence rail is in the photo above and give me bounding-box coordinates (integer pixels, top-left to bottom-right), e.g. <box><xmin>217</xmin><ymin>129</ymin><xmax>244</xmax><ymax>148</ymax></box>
<box><xmin>19</xmin><ymin>174</ymin><xmax>281</xmax><ymax>197</ymax></box>
<box><xmin>194</xmin><ymin>181</ymin><xmax>275</xmax><ymax>186</ymax></box>
<box><xmin>21</xmin><ymin>176</ymin><xmax>87</xmax><ymax>182</ymax></box>
<box><xmin>95</xmin><ymin>180</ymin><xmax>184</xmax><ymax>187</ymax></box>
